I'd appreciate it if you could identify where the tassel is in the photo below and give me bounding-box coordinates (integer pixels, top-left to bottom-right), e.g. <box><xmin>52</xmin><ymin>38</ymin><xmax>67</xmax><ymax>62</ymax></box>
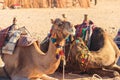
<box><xmin>56</xmin><ymin>54</ymin><xmax>60</xmax><ymax>59</ymax></box>
<box><xmin>51</xmin><ymin>33</ymin><xmax>56</xmax><ymax>38</ymax></box>
<box><xmin>81</xmin><ymin>59</ymin><xmax>85</xmax><ymax>63</ymax></box>
<box><xmin>59</xmin><ymin>50</ymin><xmax>64</xmax><ymax>55</ymax></box>
<box><xmin>51</xmin><ymin>33</ymin><xmax>57</xmax><ymax>43</ymax></box>
<box><xmin>56</xmin><ymin>49</ymin><xmax>60</xmax><ymax>54</ymax></box>
<box><xmin>61</xmin><ymin>55</ymin><xmax>65</xmax><ymax>61</ymax></box>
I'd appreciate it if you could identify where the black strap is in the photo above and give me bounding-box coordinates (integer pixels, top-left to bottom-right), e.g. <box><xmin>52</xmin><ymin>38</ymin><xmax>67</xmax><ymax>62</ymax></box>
<box><xmin>1</xmin><ymin>53</ymin><xmax>11</xmax><ymax>80</ymax></box>
<box><xmin>3</xmin><ymin>66</ymin><xmax>11</xmax><ymax>80</ymax></box>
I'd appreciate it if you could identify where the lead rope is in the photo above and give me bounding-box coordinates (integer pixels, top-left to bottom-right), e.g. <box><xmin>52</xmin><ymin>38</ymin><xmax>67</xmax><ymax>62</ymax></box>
<box><xmin>62</xmin><ymin>14</ymin><xmax>66</xmax><ymax>80</ymax></box>
<box><xmin>62</xmin><ymin>46</ymin><xmax>66</xmax><ymax>80</ymax></box>
<box><xmin>91</xmin><ymin>74</ymin><xmax>102</xmax><ymax>80</ymax></box>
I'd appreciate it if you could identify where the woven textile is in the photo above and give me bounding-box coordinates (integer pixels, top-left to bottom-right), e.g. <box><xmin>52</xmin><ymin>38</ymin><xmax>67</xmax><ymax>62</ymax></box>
<box><xmin>17</xmin><ymin>35</ymin><xmax>37</xmax><ymax>47</ymax></box>
<box><xmin>0</xmin><ymin>27</ymin><xmax>10</xmax><ymax>48</ymax></box>
<box><xmin>2</xmin><ymin>30</ymin><xmax>21</xmax><ymax>55</ymax></box>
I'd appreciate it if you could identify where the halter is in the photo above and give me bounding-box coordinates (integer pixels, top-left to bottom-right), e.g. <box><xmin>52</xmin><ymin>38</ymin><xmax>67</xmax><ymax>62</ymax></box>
<box><xmin>75</xmin><ymin>38</ymin><xmax>90</xmax><ymax>72</ymax></box>
<box><xmin>51</xmin><ymin>32</ymin><xmax>66</xmax><ymax>60</ymax></box>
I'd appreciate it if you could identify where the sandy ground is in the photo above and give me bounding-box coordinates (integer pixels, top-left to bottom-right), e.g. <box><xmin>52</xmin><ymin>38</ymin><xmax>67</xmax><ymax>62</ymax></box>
<box><xmin>0</xmin><ymin>0</ymin><xmax>120</xmax><ymax>80</ymax></box>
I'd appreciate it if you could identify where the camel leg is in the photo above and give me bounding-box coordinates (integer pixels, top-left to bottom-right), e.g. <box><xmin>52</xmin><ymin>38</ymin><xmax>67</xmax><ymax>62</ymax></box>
<box><xmin>30</xmin><ymin>78</ymin><xmax>42</xmax><ymax>80</ymax></box>
<box><xmin>109</xmin><ymin>64</ymin><xmax>120</xmax><ymax>73</ymax></box>
<box><xmin>87</xmin><ymin>68</ymin><xmax>119</xmax><ymax>78</ymax></box>
<box><xmin>29</xmin><ymin>75</ymin><xmax>57</xmax><ymax>80</ymax></box>
<box><xmin>11</xmin><ymin>76</ymin><xmax>29</xmax><ymax>80</ymax></box>
<box><xmin>40</xmin><ymin>74</ymin><xmax>58</xmax><ymax>80</ymax></box>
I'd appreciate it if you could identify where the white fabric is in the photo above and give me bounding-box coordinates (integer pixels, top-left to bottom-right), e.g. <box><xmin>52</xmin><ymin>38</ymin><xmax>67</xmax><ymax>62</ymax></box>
<box><xmin>2</xmin><ymin>30</ymin><xmax>21</xmax><ymax>55</ymax></box>
<box><xmin>0</xmin><ymin>56</ymin><xmax>5</xmax><ymax>67</ymax></box>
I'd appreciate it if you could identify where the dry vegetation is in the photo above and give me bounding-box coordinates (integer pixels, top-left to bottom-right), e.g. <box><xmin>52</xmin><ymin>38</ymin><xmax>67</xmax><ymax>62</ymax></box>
<box><xmin>0</xmin><ymin>0</ymin><xmax>120</xmax><ymax>80</ymax></box>
<box><xmin>4</xmin><ymin>0</ymin><xmax>90</xmax><ymax>8</ymax></box>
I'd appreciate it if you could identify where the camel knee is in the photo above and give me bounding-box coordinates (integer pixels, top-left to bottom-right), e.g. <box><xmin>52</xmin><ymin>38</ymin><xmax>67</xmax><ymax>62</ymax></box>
<box><xmin>110</xmin><ymin>64</ymin><xmax>120</xmax><ymax>73</ymax></box>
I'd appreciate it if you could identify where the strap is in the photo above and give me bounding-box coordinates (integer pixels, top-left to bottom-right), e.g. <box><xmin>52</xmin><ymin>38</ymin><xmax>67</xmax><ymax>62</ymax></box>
<box><xmin>1</xmin><ymin>53</ymin><xmax>11</xmax><ymax>80</ymax></box>
<box><xmin>3</xmin><ymin>66</ymin><xmax>11</xmax><ymax>80</ymax></box>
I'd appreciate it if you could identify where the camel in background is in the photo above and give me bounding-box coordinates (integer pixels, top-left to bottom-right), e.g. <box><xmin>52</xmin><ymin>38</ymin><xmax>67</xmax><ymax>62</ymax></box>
<box><xmin>65</xmin><ymin>27</ymin><xmax>120</xmax><ymax>77</ymax></box>
<box><xmin>40</xmin><ymin>14</ymin><xmax>120</xmax><ymax>77</ymax></box>
<box><xmin>0</xmin><ymin>18</ymin><xmax>72</xmax><ymax>80</ymax></box>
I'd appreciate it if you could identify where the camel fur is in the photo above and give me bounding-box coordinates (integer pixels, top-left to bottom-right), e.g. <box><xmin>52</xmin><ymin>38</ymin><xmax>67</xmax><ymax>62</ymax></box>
<box><xmin>65</xmin><ymin>27</ymin><xmax>120</xmax><ymax>77</ymax></box>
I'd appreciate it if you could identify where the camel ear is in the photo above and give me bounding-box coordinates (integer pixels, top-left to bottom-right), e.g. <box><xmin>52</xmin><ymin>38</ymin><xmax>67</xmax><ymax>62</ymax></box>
<box><xmin>62</xmin><ymin>14</ymin><xmax>67</xmax><ymax>21</ymax></box>
<box><xmin>51</xmin><ymin>19</ymin><xmax>54</xmax><ymax>24</ymax></box>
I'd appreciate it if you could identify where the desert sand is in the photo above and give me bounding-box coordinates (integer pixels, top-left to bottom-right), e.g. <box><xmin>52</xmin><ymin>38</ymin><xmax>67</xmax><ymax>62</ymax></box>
<box><xmin>0</xmin><ymin>0</ymin><xmax>120</xmax><ymax>80</ymax></box>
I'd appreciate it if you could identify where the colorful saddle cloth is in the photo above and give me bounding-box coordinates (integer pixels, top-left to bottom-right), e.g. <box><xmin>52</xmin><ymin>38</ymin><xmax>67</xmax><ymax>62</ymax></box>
<box><xmin>2</xmin><ymin>30</ymin><xmax>21</xmax><ymax>55</ymax></box>
<box><xmin>0</xmin><ymin>26</ymin><xmax>37</xmax><ymax>55</ymax></box>
<box><xmin>0</xmin><ymin>27</ymin><xmax>10</xmax><ymax>49</ymax></box>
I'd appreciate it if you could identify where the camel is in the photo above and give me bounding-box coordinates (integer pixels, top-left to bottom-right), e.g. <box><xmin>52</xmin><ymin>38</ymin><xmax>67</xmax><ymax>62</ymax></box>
<box><xmin>40</xmin><ymin>14</ymin><xmax>120</xmax><ymax>77</ymax></box>
<box><xmin>0</xmin><ymin>18</ymin><xmax>72</xmax><ymax>80</ymax></box>
<box><xmin>65</xmin><ymin>27</ymin><xmax>120</xmax><ymax>77</ymax></box>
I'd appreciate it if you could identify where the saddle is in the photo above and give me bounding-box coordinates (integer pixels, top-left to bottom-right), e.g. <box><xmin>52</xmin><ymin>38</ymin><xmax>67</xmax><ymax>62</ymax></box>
<box><xmin>0</xmin><ymin>26</ymin><xmax>10</xmax><ymax>49</ymax></box>
<box><xmin>0</xmin><ymin>26</ymin><xmax>37</xmax><ymax>55</ymax></box>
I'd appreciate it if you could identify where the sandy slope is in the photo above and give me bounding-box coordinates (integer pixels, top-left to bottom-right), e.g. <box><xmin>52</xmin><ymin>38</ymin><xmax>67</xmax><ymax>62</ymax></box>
<box><xmin>0</xmin><ymin>0</ymin><xmax>120</xmax><ymax>80</ymax></box>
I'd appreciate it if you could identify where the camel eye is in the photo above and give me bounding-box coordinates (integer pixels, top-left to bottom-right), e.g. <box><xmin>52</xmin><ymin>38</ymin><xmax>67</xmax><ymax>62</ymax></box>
<box><xmin>58</xmin><ymin>23</ymin><xmax>63</xmax><ymax>27</ymax></box>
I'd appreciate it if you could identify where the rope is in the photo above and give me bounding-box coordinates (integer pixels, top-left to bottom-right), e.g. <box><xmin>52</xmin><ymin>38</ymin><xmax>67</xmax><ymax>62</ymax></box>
<box><xmin>62</xmin><ymin>59</ymin><xmax>66</xmax><ymax>80</ymax></box>
<box><xmin>91</xmin><ymin>74</ymin><xmax>102</xmax><ymax>80</ymax></box>
<box><xmin>62</xmin><ymin>46</ymin><xmax>66</xmax><ymax>80</ymax></box>
<box><xmin>66</xmin><ymin>41</ymin><xmax>74</xmax><ymax>62</ymax></box>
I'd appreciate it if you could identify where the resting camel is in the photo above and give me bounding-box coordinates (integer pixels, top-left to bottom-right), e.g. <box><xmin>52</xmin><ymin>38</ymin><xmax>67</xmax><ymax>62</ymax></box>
<box><xmin>64</xmin><ymin>27</ymin><xmax>120</xmax><ymax>77</ymax></box>
<box><xmin>0</xmin><ymin>18</ymin><xmax>72</xmax><ymax>80</ymax></box>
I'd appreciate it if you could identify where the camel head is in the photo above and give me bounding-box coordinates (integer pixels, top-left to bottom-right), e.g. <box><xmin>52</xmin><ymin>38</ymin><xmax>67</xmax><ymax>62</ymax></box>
<box><xmin>51</xmin><ymin>18</ymin><xmax>73</xmax><ymax>43</ymax></box>
<box><xmin>67</xmin><ymin>37</ymin><xmax>90</xmax><ymax>72</ymax></box>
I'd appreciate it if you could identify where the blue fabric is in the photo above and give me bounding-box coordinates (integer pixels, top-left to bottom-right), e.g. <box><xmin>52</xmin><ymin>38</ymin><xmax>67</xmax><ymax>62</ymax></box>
<box><xmin>51</xmin><ymin>38</ymin><xmax>56</xmax><ymax>43</ymax></box>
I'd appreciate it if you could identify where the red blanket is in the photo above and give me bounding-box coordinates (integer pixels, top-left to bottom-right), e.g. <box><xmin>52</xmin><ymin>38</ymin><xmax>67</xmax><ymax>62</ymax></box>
<box><xmin>0</xmin><ymin>27</ymin><xmax>10</xmax><ymax>48</ymax></box>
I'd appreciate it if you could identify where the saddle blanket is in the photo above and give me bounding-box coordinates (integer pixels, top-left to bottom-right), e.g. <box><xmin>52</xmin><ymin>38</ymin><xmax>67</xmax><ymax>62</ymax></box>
<box><xmin>0</xmin><ymin>26</ymin><xmax>10</xmax><ymax>48</ymax></box>
<box><xmin>1</xmin><ymin>26</ymin><xmax>38</xmax><ymax>55</ymax></box>
<box><xmin>17</xmin><ymin>35</ymin><xmax>37</xmax><ymax>47</ymax></box>
<box><xmin>2</xmin><ymin>30</ymin><xmax>21</xmax><ymax>55</ymax></box>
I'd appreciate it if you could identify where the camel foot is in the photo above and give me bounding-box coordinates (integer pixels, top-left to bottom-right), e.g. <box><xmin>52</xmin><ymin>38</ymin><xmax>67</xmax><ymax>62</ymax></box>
<box><xmin>113</xmin><ymin>76</ymin><xmax>120</xmax><ymax>80</ymax></box>
<box><xmin>87</xmin><ymin>68</ymin><xmax>119</xmax><ymax>78</ymax></box>
<box><xmin>41</xmin><ymin>74</ymin><xmax>58</xmax><ymax>80</ymax></box>
<box><xmin>30</xmin><ymin>78</ymin><xmax>42</xmax><ymax>80</ymax></box>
